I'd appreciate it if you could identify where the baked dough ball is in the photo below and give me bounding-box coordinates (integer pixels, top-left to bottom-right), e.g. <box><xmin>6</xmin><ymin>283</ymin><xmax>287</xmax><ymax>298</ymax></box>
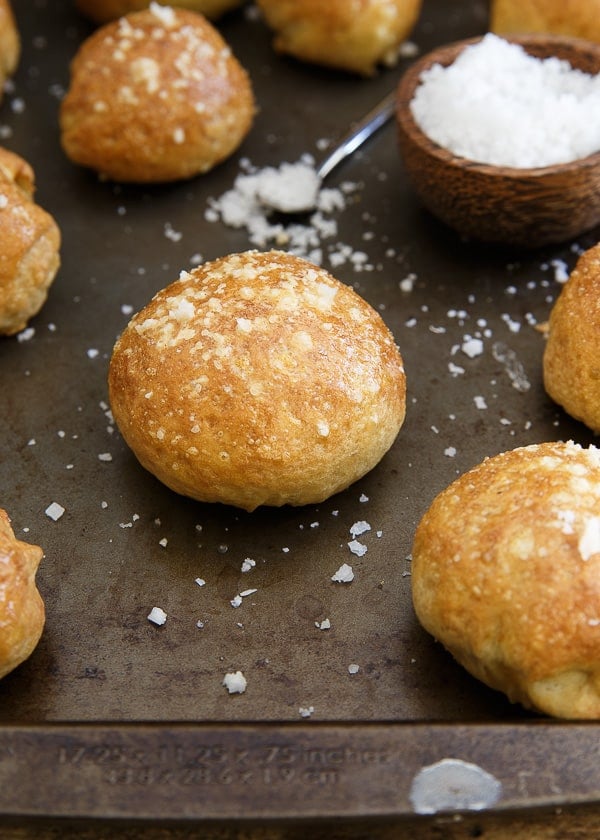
<box><xmin>74</xmin><ymin>0</ymin><xmax>243</xmax><ymax>24</ymax></box>
<box><xmin>0</xmin><ymin>0</ymin><xmax>19</xmax><ymax>102</ymax></box>
<box><xmin>491</xmin><ymin>0</ymin><xmax>600</xmax><ymax>42</ymax></box>
<box><xmin>0</xmin><ymin>509</ymin><xmax>45</xmax><ymax>680</ymax></box>
<box><xmin>0</xmin><ymin>147</ymin><xmax>61</xmax><ymax>336</ymax></box>
<box><xmin>256</xmin><ymin>0</ymin><xmax>422</xmax><ymax>76</ymax></box>
<box><xmin>543</xmin><ymin>243</ymin><xmax>600</xmax><ymax>434</ymax></box>
<box><xmin>108</xmin><ymin>250</ymin><xmax>407</xmax><ymax>510</ymax></box>
<box><xmin>59</xmin><ymin>6</ymin><xmax>255</xmax><ymax>183</ymax></box>
<box><xmin>412</xmin><ymin>441</ymin><xmax>600</xmax><ymax>719</ymax></box>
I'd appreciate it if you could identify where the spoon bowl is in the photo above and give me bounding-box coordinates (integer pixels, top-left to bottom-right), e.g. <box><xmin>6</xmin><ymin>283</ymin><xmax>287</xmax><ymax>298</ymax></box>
<box><xmin>395</xmin><ymin>34</ymin><xmax>600</xmax><ymax>248</ymax></box>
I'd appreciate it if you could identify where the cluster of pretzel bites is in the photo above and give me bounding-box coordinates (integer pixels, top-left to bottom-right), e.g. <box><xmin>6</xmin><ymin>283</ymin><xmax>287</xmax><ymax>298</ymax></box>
<box><xmin>73</xmin><ymin>0</ymin><xmax>424</xmax><ymax>76</ymax></box>
<box><xmin>58</xmin><ymin>1</ymin><xmax>427</xmax><ymax>181</ymax></box>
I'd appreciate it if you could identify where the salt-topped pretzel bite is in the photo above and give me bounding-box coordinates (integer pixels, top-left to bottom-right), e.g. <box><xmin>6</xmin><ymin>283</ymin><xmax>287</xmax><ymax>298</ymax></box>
<box><xmin>0</xmin><ymin>0</ymin><xmax>19</xmax><ymax>101</ymax></box>
<box><xmin>491</xmin><ymin>0</ymin><xmax>600</xmax><ymax>43</ymax></box>
<box><xmin>256</xmin><ymin>0</ymin><xmax>422</xmax><ymax>76</ymax></box>
<box><xmin>0</xmin><ymin>509</ymin><xmax>45</xmax><ymax>679</ymax></box>
<box><xmin>108</xmin><ymin>250</ymin><xmax>407</xmax><ymax>510</ymax></box>
<box><xmin>412</xmin><ymin>441</ymin><xmax>600</xmax><ymax>719</ymax></box>
<box><xmin>60</xmin><ymin>5</ymin><xmax>255</xmax><ymax>182</ymax></box>
<box><xmin>0</xmin><ymin>147</ymin><xmax>61</xmax><ymax>336</ymax></box>
<box><xmin>544</xmin><ymin>242</ymin><xmax>600</xmax><ymax>433</ymax></box>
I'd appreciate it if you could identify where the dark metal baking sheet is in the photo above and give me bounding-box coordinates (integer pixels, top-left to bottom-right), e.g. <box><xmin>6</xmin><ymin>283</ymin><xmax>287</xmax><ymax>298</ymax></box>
<box><xmin>0</xmin><ymin>0</ymin><xmax>599</xmax><ymax>823</ymax></box>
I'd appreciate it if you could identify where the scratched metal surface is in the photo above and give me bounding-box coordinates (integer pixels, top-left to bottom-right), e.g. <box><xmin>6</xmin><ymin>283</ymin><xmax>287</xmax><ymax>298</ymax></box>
<box><xmin>0</xmin><ymin>0</ymin><xmax>599</xmax><ymax>804</ymax></box>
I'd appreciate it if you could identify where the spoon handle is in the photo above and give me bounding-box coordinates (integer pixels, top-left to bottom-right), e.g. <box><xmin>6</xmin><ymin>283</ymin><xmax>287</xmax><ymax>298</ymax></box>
<box><xmin>316</xmin><ymin>89</ymin><xmax>397</xmax><ymax>182</ymax></box>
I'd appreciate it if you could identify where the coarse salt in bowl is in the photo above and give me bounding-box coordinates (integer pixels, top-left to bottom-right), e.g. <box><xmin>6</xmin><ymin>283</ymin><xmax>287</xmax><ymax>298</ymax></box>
<box><xmin>395</xmin><ymin>33</ymin><xmax>600</xmax><ymax>248</ymax></box>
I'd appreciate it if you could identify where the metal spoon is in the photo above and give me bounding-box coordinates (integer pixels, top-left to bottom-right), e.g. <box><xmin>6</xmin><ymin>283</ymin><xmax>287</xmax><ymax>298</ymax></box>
<box><xmin>255</xmin><ymin>88</ymin><xmax>397</xmax><ymax>214</ymax></box>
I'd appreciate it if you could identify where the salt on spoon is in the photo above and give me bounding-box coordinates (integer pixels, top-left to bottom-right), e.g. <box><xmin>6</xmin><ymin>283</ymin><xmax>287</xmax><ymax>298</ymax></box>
<box><xmin>257</xmin><ymin>89</ymin><xmax>397</xmax><ymax>214</ymax></box>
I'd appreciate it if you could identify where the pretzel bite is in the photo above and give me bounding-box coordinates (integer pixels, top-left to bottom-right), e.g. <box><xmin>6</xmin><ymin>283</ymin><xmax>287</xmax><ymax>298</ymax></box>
<box><xmin>74</xmin><ymin>0</ymin><xmax>243</xmax><ymax>24</ymax></box>
<box><xmin>108</xmin><ymin>250</ymin><xmax>407</xmax><ymax>511</ymax></box>
<box><xmin>0</xmin><ymin>0</ymin><xmax>19</xmax><ymax>101</ymax></box>
<box><xmin>412</xmin><ymin>441</ymin><xmax>600</xmax><ymax>719</ymax></box>
<box><xmin>543</xmin><ymin>242</ymin><xmax>600</xmax><ymax>433</ymax></box>
<box><xmin>491</xmin><ymin>0</ymin><xmax>600</xmax><ymax>42</ymax></box>
<box><xmin>256</xmin><ymin>0</ymin><xmax>422</xmax><ymax>76</ymax></box>
<box><xmin>0</xmin><ymin>147</ymin><xmax>61</xmax><ymax>336</ymax></box>
<box><xmin>0</xmin><ymin>509</ymin><xmax>45</xmax><ymax>680</ymax></box>
<box><xmin>60</xmin><ymin>5</ymin><xmax>255</xmax><ymax>182</ymax></box>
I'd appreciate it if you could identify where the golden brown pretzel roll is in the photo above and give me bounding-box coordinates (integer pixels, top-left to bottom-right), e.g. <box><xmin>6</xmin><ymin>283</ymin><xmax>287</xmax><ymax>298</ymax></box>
<box><xmin>0</xmin><ymin>0</ymin><xmax>19</xmax><ymax>101</ymax></box>
<box><xmin>0</xmin><ymin>509</ymin><xmax>45</xmax><ymax>680</ymax></box>
<box><xmin>491</xmin><ymin>0</ymin><xmax>600</xmax><ymax>42</ymax></box>
<box><xmin>256</xmin><ymin>0</ymin><xmax>422</xmax><ymax>76</ymax></box>
<box><xmin>60</xmin><ymin>6</ymin><xmax>255</xmax><ymax>183</ymax></box>
<box><xmin>108</xmin><ymin>250</ymin><xmax>407</xmax><ymax>511</ymax></box>
<box><xmin>543</xmin><ymin>243</ymin><xmax>600</xmax><ymax>433</ymax></box>
<box><xmin>74</xmin><ymin>0</ymin><xmax>243</xmax><ymax>24</ymax></box>
<box><xmin>412</xmin><ymin>441</ymin><xmax>600</xmax><ymax>719</ymax></box>
<box><xmin>0</xmin><ymin>147</ymin><xmax>61</xmax><ymax>336</ymax></box>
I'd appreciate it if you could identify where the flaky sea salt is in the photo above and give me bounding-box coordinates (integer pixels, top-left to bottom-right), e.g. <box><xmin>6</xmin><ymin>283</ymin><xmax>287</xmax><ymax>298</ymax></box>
<box><xmin>461</xmin><ymin>337</ymin><xmax>483</xmax><ymax>358</ymax></box>
<box><xmin>223</xmin><ymin>670</ymin><xmax>247</xmax><ymax>694</ymax></box>
<box><xmin>45</xmin><ymin>502</ymin><xmax>65</xmax><ymax>521</ymax></box>
<box><xmin>350</xmin><ymin>520</ymin><xmax>371</xmax><ymax>538</ymax></box>
<box><xmin>348</xmin><ymin>539</ymin><xmax>368</xmax><ymax>557</ymax></box>
<box><xmin>411</xmin><ymin>33</ymin><xmax>600</xmax><ymax>167</ymax></box>
<box><xmin>147</xmin><ymin>606</ymin><xmax>167</xmax><ymax>625</ymax></box>
<box><xmin>578</xmin><ymin>517</ymin><xmax>600</xmax><ymax>561</ymax></box>
<box><xmin>205</xmin><ymin>157</ymin><xmax>363</xmax><ymax>268</ymax></box>
<box><xmin>17</xmin><ymin>327</ymin><xmax>35</xmax><ymax>342</ymax></box>
<box><xmin>299</xmin><ymin>705</ymin><xmax>314</xmax><ymax>718</ymax></box>
<box><xmin>332</xmin><ymin>563</ymin><xmax>354</xmax><ymax>583</ymax></box>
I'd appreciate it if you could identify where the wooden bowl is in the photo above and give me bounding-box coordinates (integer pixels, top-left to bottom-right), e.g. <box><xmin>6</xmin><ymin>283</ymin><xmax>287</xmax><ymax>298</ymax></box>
<box><xmin>395</xmin><ymin>34</ymin><xmax>600</xmax><ymax>248</ymax></box>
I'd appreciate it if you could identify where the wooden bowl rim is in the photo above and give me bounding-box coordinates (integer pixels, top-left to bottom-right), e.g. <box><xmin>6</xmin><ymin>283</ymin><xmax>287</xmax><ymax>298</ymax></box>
<box><xmin>396</xmin><ymin>32</ymin><xmax>600</xmax><ymax>178</ymax></box>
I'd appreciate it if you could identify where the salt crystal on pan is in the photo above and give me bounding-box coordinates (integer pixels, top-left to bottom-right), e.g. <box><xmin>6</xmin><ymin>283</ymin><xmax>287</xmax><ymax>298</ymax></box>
<box><xmin>147</xmin><ymin>606</ymin><xmax>167</xmax><ymax>625</ymax></box>
<box><xmin>17</xmin><ymin>327</ymin><xmax>35</xmax><ymax>342</ymax></box>
<box><xmin>332</xmin><ymin>563</ymin><xmax>354</xmax><ymax>583</ymax></box>
<box><xmin>45</xmin><ymin>502</ymin><xmax>65</xmax><ymax>521</ymax></box>
<box><xmin>448</xmin><ymin>362</ymin><xmax>465</xmax><ymax>376</ymax></box>
<box><xmin>461</xmin><ymin>337</ymin><xmax>483</xmax><ymax>358</ymax></box>
<box><xmin>195</xmin><ymin>577</ymin><xmax>206</xmax><ymax>587</ymax></box>
<box><xmin>350</xmin><ymin>520</ymin><xmax>371</xmax><ymax>538</ymax></box>
<box><xmin>223</xmin><ymin>670</ymin><xmax>247</xmax><ymax>694</ymax></box>
<box><xmin>348</xmin><ymin>539</ymin><xmax>368</xmax><ymax>557</ymax></box>
<box><xmin>241</xmin><ymin>558</ymin><xmax>255</xmax><ymax>573</ymax></box>
<box><xmin>551</xmin><ymin>259</ymin><xmax>570</xmax><ymax>283</ymax></box>
<box><xmin>315</xmin><ymin>618</ymin><xmax>331</xmax><ymax>630</ymax></box>
<box><xmin>299</xmin><ymin>705</ymin><xmax>314</xmax><ymax>718</ymax></box>
<box><xmin>348</xmin><ymin>664</ymin><xmax>360</xmax><ymax>674</ymax></box>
